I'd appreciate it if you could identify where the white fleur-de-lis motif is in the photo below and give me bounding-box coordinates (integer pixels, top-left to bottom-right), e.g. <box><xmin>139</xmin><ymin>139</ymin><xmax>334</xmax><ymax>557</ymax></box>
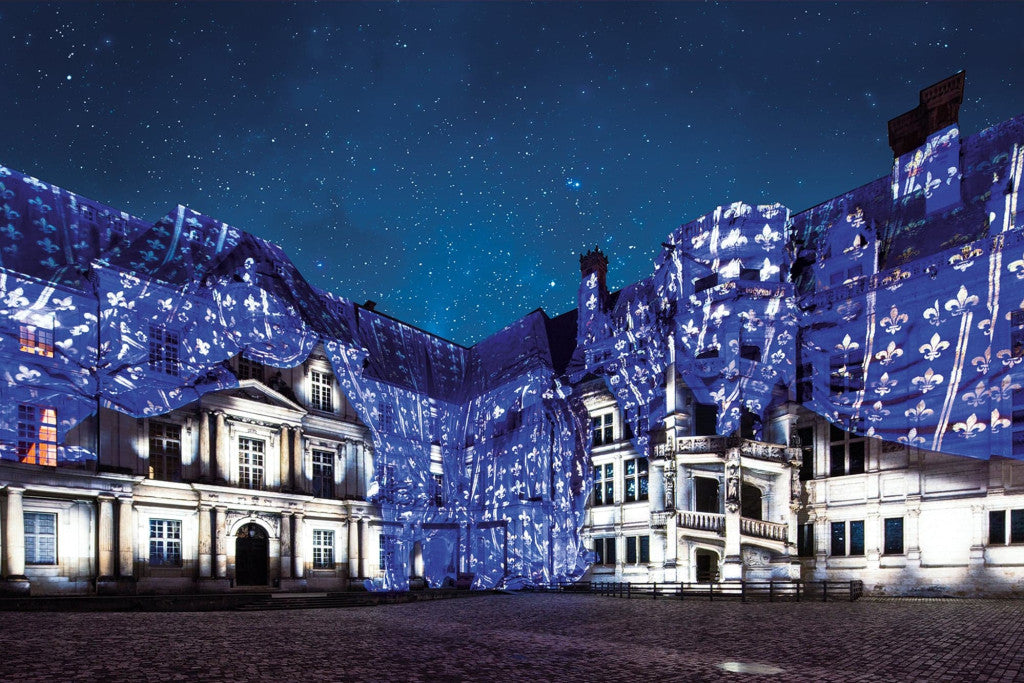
<box><xmin>972</xmin><ymin>348</ymin><xmax>992</xmax><ymax>374</ymax></box>
<box><xmin>586</xmin><ymin>272</ymin><xmax>597</xmax><ymax>289</ymax></box>
<box><xmin>585</xmin><ymin>293</ymin><xmax>597</xmax><ymax>311</ymax></box>
<box><xmin>991</xmin><ymin>409</ymin><xmax>1012</xmax><ymax>433</ymax></box>
<box><xmin>990</xmin><ymin>375</ymin><xmax>1021</xmax><ymax>402</ymax></box>
<box><xmin>690</xmin><ymin>231</ymin><xmax>710</xmax><ymax>250</ymax></box>
<box><xmin>997</xmin><ymin>347</ymin><xmax>1023</xmax><ymax>368</ymax></box>
<box><xmin>1007</xmin><ymin>254</ymin><xmax>1024</xmax><ymax>279</ymax></box>
<box><xmin>874</xmin><ymin>341</ymin><xmax>904</xmax><ymax>366</ymax></box>
<box><xmin>754</xmin><ymin>223</ymin><xmax>782</xmax><ymax>251</ymax></box>
<box><xmin>898</xmin><ymin>428</ymin><xmax>926</xmax><ymax>446</ymax></box>
<box><xmin>911</xmin><ymin>367</ymin><xmax>944</xmax><ymax>393</ymax></box>
<box><xmin>866</xmin><ymin>401</ymin><xmax>890</xmax><ymax>422</ymax></box>
<box><xmin>952</xmin><ymin>413</ymin><xmax>986</xmax><ymax>439</ymax></box>
<box><xmin>680</xmin><ymin>318</ymin><xmax>700</xmax><ymax>337</ymax></box>
<box><xmin>905</xmin><ymin>400</ymin><xmax>935</xmax><ymax>422</ymax></box>
<box><xmin>919</xmin><ymin>333</ymin><xmax>950</xmax><ymax>361</ymax></box>
<box><xmin>835</xmin><ymin>334</ymin><xmax>860</xmax><ymax>354</ymax></box>
<box><xmin>720</xmin><ymin>228</ymin><xmax>748</xmax><ymax>249</ymax></box>
<box><xmin>923</xmin><ymin>299</ymin><xmax>942</xmax><ymax>326</ymax></box>
<box><xmin>871</xmin><ymin>372</ymin><xmax>898</xmax><ymax>396</ymax></box>
<box><xmin>724</xmin><ymin>201</ymin><xmax>751</xmax><ymax>219</ymax></box>
<box><xmin>195</xmin><ymin>339</ymin><xmax>210</xmax><ymax>356</ymax></box>
<box><xmin>15</xmin><ymin>364</ymin><xmax>41</xmax><ymax>382</ymax></box>
<box><xmin>962</xmin><ymin>381</ymin><xmax>989</xmax><ymax>407</ymax></box>
<box><xmin>944</xmin><ymin>285</ymin><xmax>979</xmax><ymax>317</ymax></box>
<box><xmin>879</xmin><ymin>306</ymin><xmax>908</xmax><ymax>335</ymax></box>
<box><xmin>846</xmin><ymin>207</ymin><xmax>866</xmax><ymax>228</ymax></box>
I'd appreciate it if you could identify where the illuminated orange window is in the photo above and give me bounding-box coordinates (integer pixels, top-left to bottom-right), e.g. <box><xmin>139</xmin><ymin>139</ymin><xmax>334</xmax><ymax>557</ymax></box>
<box><xmin>17</xmin><ymin>405</ymin><xmax>57</xmax><ymax>466</ymax></box>
<box><xmin>19</xmin><ymin>324</ymin><xmax>54</xmax><ymax>358</ymax></box>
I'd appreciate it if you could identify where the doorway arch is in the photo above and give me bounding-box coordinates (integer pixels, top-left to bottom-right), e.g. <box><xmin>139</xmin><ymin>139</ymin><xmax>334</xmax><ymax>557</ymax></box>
<box><xmin>741</xmin><ymin>483</ymin><xmax>763</xmax><ymax>520</ymax></box>
<box><xmin>235</xmin><ymin>523</ymin><xmax>269</xmax><ymax>586</ymax></box>
<box><xmin>694</xmin><ymin>548</ymin><xmax>720</xmax><ymax>583</ymax></box>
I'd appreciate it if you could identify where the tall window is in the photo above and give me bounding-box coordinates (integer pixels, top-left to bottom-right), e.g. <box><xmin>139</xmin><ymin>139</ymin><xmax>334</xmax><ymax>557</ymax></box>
<box><xmin>797</xmin><ymin>426</ymin><xmax>814</xmax><ymax>481</ymax></box>
<box><xmin>148</xmin><ymin>422</ymin><xmax>182</xmax><ymax>481</ymax></box>
<box><xmin>797</xmin><ymin>523</ymin><xmax>815</xmax><ymax>557</ymax></box>
<box><xmin>238</xmin><ymin>437</ymin><xmax>265</xmax><ymax>490</ymax></box>
<box><xmin>591</xmin><ymin>412</ymin><xmax>614</xmax><ymax>446</ymax></box>
<box><xmin>17</xmin><ymin>404</ymin><xmax>57</xmax><ymax>466</ymax></box>
<box><xmin>593</xmin><ymin>463</ymin><xmax>614</xmax><ymax>506</ymax></box>
<box><xmin>379</xmin><ymin>534</ymin><xmax>395</xmax><ymax>572</ymax></box>
<box><xmin>883</xmin><ymin>518</ymin><xmax>904</xmax><ymax>555</ymax></box>
<box><xmin>237</xmin><ymin>356</ymin><xmax>264</xmax><ymax>382</ymax></box>
<box><xmin>312</xmin><ymin>449</ymin><xmax>334</xmax><ymax>498</ymax></box>
<box><xmin>312</xmin><ymin>529</ymin><xmax>335</xmax><ymax>569</ymax></box>
<box><xmin>148</xmin><ymin>325</ymin><xmax>180</xmax><ymax>376</ymax></box>
<box><xmin>624</xmin><ymin>457</ymin><xmax>649</xmax><ymax>503</ymax></box>
<box><xmin>24</xmin><ymin>512</ymin><xmax>57</xmax><ymax>564</ymax></box>
<box><xmin>594</xmin><ymin>537</ymin><xmax>616</xmax><ymax>565</ymax></box>
<box><xmin>829</xmin><ymin>424</ymin><xmax>865</xmax><ymax>476</ymax></box>
<box><xmin>829</xmin><ymin>349</ymin><xmax>864</xmax><ymax>396</ymax></box>
<box><xmin>148</xmin><ymin>519</ymin><xmax>182</xmax><ymax>566</ymax></box>
<box><xmin>625</xmin><ymin>535</ymin><xmax>650</xmax><ymax>564</ymax></box>
<box><xmin>989</xmin><ymin>509</ymin><xmax>1024</xmax><ymax>545</ymax></box>
<box><xmin>432</xmin><ymin>473</ymin><xmax>445</xmax><ymax>507</ymax></box>
<box><xmin>830</xmin><ymin>520</ymin><xmax>864</xmax><ymax>556</ymax></box>
<box><xmin>310</xmin><ymin>370</ymin><xmax>333</xmax><ymax>411</ymax></box>
<box><xmin>19</xmin><ymin>322</ymin><xmax>54</xmax><ymax>358</ymax></box>
<box><xmin>378</xmin><ymin>402</ymin><xmax>394</xmax><ymax>432</ymax></box>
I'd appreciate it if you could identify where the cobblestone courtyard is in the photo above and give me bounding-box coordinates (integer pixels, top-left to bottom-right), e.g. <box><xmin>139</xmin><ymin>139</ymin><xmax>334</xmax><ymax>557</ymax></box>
<box><xmin>1</xmin><ymin>594</ymin><xmax>1022</xmax><ymax>681</ymax></box>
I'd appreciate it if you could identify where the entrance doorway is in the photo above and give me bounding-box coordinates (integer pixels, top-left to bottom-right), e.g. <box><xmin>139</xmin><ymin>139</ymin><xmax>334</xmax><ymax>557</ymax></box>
<box><xmin>235</xmin><ymin>523</ymin><xmax>269</xmax><ymax>586</ymax></box>
<box><xmin>695</xmin><ymin>549</ymin><xmax>719</xmax><ymax>583</ymax></box>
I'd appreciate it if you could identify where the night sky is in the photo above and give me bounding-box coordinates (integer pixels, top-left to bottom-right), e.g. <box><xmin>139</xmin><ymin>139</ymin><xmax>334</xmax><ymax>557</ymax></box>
<box><xmin>2</xmin><ymin>2</ymin><xmax>1023</xmax><ymax>345</ymax></box>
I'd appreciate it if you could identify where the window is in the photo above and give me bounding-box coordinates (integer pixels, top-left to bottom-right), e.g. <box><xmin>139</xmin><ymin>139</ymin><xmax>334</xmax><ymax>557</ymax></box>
<box><xmin>883</xmin><ymin>518</ymin><xmax>904</xmax><ymax>555</ymax></box>
<box><xmin>1013</xmin><ymin>321</ymin><xmax>1024</xmax><ymax>455</ymax></box>
<box><xmin>694</xmin><ymin>273</ymin><xmax>718</xmax><ymax>293</ymax></box>
<box><xmin>17</xmin><ymin>404</ymin><xmax>57</xmax><ymax>466</ymax></box>
<box><xmin>591</xmin><ymin>412</ymin><xmax>614</xmax><ymax>446</ymax></box>
<box><xmin>739</xmin><ymin>267</ymin><xmax>761</xmax><ymax>281</ymax></box>
<box><xmin>739</xmin><ymin>344</ymin><xmax>761</xmax><ymax>362</ymax></box>
<box><xmin>625</xmin><ymin>535</ymin><xmax>650</xmax><ymax>565</ymax></box>
<box><xmin>694</xmin><ymin>403</ymin><xmax>717</xmax><ymax>436</ymax></box>
<box><xmin>797</xmin><ymin>523</ymin><xmax>815</xmax><ymax>557</ymax></box>
<box><xmin>593</xmin><ymin>463</ymin><xmax>614</xmax><ymax>506</ymax></box>
<box><xmin>237</xmin><ymin>356</ymin><xmax>264</xmax><ymax>382</ymax></box>
<box><xmin>830</xmin><ymin>520</ymin><xmax>864</xmax><ymax>556</ymax></box>
<box><xmin>594</xmin><ymin>537</ymin><xmax>616</xmax><ymax>565</ymax></box>
<box><xmin>378</xmin><ymin>403</ymin><xmax>394</xmax><ymax>433</ymax></box>
<box><xmin>696</xmin><ymin>347</ymin><xmax>719</xmax><ymax>360</ymax></box>
<box><xmin>24</xmin><ymin>512</ymin><xmax>56</xmax><ymax>565</ymax></box>
<box><xmin>19</xmin><ymin>322</ymin><xmax>54</xmax><ymax>358</ymax></box>
<box><xmin>989</xmin><ymin>509</ymin><xmax>1024</xmax><ymax>545</ymax></box>
<box><xmin>310</xmin><ymin>370</ymin><xmax>333</xmax><ymax>411</ymax></box>
<box><xmin>796</xmin><ymin>361</ymin><xmax>814</xmax><ymax>404</ymax></box>
<box><xmin>312</xmin><ymin>449</ymin><xmax>334</xmax><ymax>498</ymax></box>
<box><xmin>148</xmin><ymin>519</ymin><xmax>182</xmax><ymax>566</ymax></box>
<box><xmin>238</xmin><ymin>437</ymin><xmax>265</xmax><ymax>490</ymax></box>
<box><xmin>432</xmin><ymin>474</ymin><xmax>445</xmax><ymax>507</ymax></box>
<box><xmin>379</xmin><ymin>534</ymin><xmax>395</xmax><ymax>572</ymax></box>
<box><xmin>312</xmin><ymin>529</ymin><xmax>335</xmax><ymax>569</ymax></box>
<box><xmin>829</xmin><ymin>349</ymin><xmax>864</xmax><ymax>395</ymax></box>
<box><xmin>797</xmin><ymin>427</ymin><xmax>814</xmax><ymax>481</ymax></box>
<box><xmin>829</xmin><ymin>424</ymin><xmax>865</xmax><ymax>476</ymax></box>
<box><xmin>148</xmin><ymin>325</ymin><xmax>180</xmax><ymax>376</ymax></box>
<box><xmin>624</xmin><ymin>457</ymin><xmax>649</xmax><ymax>503</ymax></box>
<box><xmin>148</xmin><ymin>422</ymin><xmax>182</xmax><ymax>481</ymax></box>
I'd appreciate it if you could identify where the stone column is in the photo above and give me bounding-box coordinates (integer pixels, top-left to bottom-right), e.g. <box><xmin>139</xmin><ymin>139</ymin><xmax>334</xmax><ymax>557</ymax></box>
<box><xmin>293</xmin><ymin>512</ymin><xmax>305</xmax><ymax>578</ymax></box>
<box><xmin>280</xmin><ymin>512</ymin><xmax>292</xmax><ymax>580</ymax></box>
<box><xmin>198</xmin><ymin>505</ymin><xmax>212</xmax><ymax>578</ymax></box>
<box><xmin>969</xmin><ymin>504</ymin><xmax>987</xmax><ymax>570</ymax></box>
<box><xmin>117</xmin><ymin>496</ymin><xmax>133</xmax><ymax>578</ymax></box>
<box><xmin>97</xmin><ymin>495</ymin><xmax>115</xmax><ymax>580</ymax></box>
<box><xmin>279</xmin><ymin>425</ymin><xmax>291</xmax><ymax>491</ymax></box>
<box><xmin>359</xmin><ymin>518</ymin><xmax>371</xmax><ymax>578</ymax></box>
<box><xmin>3</xmin><ymin>487</ymin><xmax>26</xmax><ymax>579</ymax></box>
<box><xmin>348</xmin><ymin>515</ymin><xmax>360</xmax><ymax>579</ymax></box>
<box><xmin>198</xmin><ymin>409</ymin><xmax>211</xmax><ymax>481</ymax></box>
<box><xmin>905</xmin><ymin>505</ymin><xmax>922</xmax><ymax>567</ymax></box>
<box><xmin>214</xmin><ymin>506</ymin><xmax>227</xmax><ymax>578</ymax></box>
<box><xmin>292</xmin><ymin>427</ymin><xmax>304</xmax><ymax>493</ymax></box>
<box><xmin>214</xmin><ymin>412</ymin><xmax>229</xmax><ymax>484</ymax></box>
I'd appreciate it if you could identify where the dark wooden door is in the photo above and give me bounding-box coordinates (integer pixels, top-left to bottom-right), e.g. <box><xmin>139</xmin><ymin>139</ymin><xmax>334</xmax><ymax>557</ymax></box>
<box><xmin>235</xmin><ymin>528</ymin><xmax>268</xmax><ymax>586</ymax></box>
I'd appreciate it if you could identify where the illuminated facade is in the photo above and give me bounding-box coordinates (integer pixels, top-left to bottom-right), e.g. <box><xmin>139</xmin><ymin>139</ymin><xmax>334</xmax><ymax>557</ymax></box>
<box><xmin>2</xmin><ymin>74</ymin><xmax>1024</xmax><ymax>596</ymax></box>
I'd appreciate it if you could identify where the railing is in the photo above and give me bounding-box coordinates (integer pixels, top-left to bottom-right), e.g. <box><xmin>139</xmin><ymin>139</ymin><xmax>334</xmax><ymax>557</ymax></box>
<box><xmin>536</xmin><ymin>580</ymin><xmax>864</xmax><ymax>602</ymax></box>
<box><xmin>651</xmin><ymin>436</ymin><xmax>796</xmax><ymax>463</ymax></box>
<box><xmin>740</xmin><ymin>517</ymin><xmax>789</xmax><ymax>542</ymax></box>
<box><xmin>678</xmin><ymin>511</ymin><xmax>725</xmax><ymax>533</ymax></box>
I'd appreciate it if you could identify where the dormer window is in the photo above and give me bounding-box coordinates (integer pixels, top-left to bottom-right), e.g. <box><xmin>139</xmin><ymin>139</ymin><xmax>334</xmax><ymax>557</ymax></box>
<box><xmin>310</xmin><ymin>370</ymin><xmax>333</xmax><ymax>412</ymax></box>
<box><xmin>19</xmin><ymin>322</ymin><xmax>54</xmax><ymax>358</ymax></box>
<box><xmin>148</xmin><ymin>325</ymin><xmax>180</xmax><ymax>376</ymax></box>
<box><xmin>237</xmin><ymin>356</ymin><xmax>264</xmax><ymax>382</ymax></box>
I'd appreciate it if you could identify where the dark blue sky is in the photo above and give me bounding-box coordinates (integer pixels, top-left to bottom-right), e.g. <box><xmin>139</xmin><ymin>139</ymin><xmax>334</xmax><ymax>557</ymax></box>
<box><xmin>2</xmin><ymin>2</ymin><xmax>1023</xmax><ymax>344</ymax></box>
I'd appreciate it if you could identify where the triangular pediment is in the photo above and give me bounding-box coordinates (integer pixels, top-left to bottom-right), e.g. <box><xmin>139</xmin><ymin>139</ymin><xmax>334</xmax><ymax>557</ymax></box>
<box><xmin>223</xmin><ymin>379</ymin><xmax>306</xmax><ymax>413</ymax></box>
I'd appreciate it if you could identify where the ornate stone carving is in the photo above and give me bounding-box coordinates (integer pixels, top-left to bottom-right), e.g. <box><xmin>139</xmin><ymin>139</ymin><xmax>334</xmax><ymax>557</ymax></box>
<box><xmin>742</xmin><ymin>547</ymin><xmax>772</xmax><ymax>568</ymax></box>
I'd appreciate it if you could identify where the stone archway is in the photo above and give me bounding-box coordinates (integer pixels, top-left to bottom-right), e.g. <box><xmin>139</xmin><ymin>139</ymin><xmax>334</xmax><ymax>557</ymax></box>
<box><xmin>235</xmin><ymin>523</ymin><xmax>269</xmax><ymax>586</ymax></box>
<box><xmin>741</xmin><ymin>483</ymin><xmax>763</xmax><ymax>520</ymax></box>
<box><xmin>694</xmin><ymin>548</ymin><xmax>720</xmax><ymax>583</ymax></box>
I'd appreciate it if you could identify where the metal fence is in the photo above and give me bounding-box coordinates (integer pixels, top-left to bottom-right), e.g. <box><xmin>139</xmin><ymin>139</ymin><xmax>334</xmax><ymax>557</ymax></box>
<box><xmin>532</xmin><ymin>579</ymin><xmax>864</xmax><ymax>602</ymax></box>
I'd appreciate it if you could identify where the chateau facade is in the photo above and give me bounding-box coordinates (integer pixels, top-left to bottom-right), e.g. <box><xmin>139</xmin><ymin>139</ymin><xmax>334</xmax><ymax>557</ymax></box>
<box><xmin>2</xmin><ymin>74</ymin><xmax>1024</xmax><ymax>596</ymax></box>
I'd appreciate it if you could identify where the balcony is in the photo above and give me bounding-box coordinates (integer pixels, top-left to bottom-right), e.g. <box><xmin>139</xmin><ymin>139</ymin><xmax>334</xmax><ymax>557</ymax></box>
<box><xmin>652</xmin><ymin>436</ymin><xmax>796</xmax><ymax>464</ymax></box>
<box><xmin>678</xmin><ymin>510</ymin><xmax>725</xmax><ymax>534</ymax></box>
<box><xmin>740</xmin><ymin>517</ymin><xmax>788</xmax><ymax>542</ymax></box>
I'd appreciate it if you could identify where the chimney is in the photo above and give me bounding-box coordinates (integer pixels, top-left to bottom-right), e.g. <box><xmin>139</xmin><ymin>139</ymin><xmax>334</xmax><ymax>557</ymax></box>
<box><xmin>579</xmin><ymin>246</ymin><xmax>609</xmax><ymax>292</ymax></box>
<box><xmin>887</xmin><ymin>72</ymin><xmax>965</xmax><ymax>158</ymax></box>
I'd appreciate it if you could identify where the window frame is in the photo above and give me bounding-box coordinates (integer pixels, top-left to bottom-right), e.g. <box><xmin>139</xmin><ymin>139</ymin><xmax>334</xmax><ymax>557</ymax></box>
<box><xmin>24</xmin><ymin>511</ymin><xmax>57</xmax><ymax>565</ymax></box>
<box><xmin>312</xmin><ymin>529</ymin><xmax>335</xmax><ymax>569</ymax></box>
<box><xmin>623</xmin><ymin>457</ymin><xmax>649</xmax><ymax>503</ymax></box>
<box><xmin>989</xmin><ymin>509</ymin><xmax>1024</xmax><ymax>545</ymax></box>
<box><xmin>311</xmin><ymin>449</ymin><xmax>334</xmax><ymax>499</ymax></box>
<box><xmin>148</xmin><ymin>518</ymin><xmax>182</xmax><ymax>567</ymax></box>
<box><xmin>237</xmin><ymin>437</ymin><xmax>265</xmax><ymax>490</ymax></box>
<box><xmin>883</xmin><ymin>517</ymin><xmax>904</xmax><ymax>555</ymax></box>
<box><xmin>591</xmin><ymin>412</ymin><xmax>614</xmax><ymax>447</ymax></box>
<box><xmin>148</xmin><ymin>325</ymin><xmax>180</xmax><ymax>377</ymax></box>
<box><xmin>830</xmin><ymin>520</ymin><xmax>865</xmax><ymax>557</ymax></box>
<box><xmin>17</xmin><ymin>404</ymin><xmax>58</xmax><ymax>466</ymax></box>
<box><xmin>593</xmin><ymin>537</ymin><xmax>616</xmax><ymax>566</ymax></box>
<box><xmin>148</xmin><ymin>421</ymin><xmax>182</xmax><ymax>482</ymax></box>
<box><xmin>592</xmin><ymin>462</ymin><xmax>614</xmax><ymax>506</ymax></box>
<box><xmin>310</xmin><ymin>370</ymin><xmax>334</xmax><ymax>412</ymax></box>
<box><xmin>19</xmin><ymin>321</ymin><xmax>54</xmax><ymax>358</ymax></box>
<box><xmin>828</xmin><ymin>423</ymin><xmax>866</xmax><ymax>477</ymax></box>
<box><xmin>625</xmin><ymin>535</ymin><xmax>650</xmax><ymax>565</ymax></box>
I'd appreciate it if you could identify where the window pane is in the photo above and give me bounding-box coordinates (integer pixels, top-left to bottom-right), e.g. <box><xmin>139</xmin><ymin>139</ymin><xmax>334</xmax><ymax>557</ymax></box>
<box><xmin>848</xmin><ymin>441</ymin><xmax>865</xmax><ymax>475</ymax></box>
<box><xmin>639</xmin><ymin>536</ymin><xmax>650</xmax><ymax>564</ymax></box>
<box><xmin>884</xmin><ymin>518</ymin><xmax>904</xmax><ymax>555</ymax></box>
<box><xmin>604</xmin><ymin>481</ymin><xmax>614</xmax><ymax>503</ymax></box>
<box><xmin>606</xmin><ymin>539</ymin><xmax>616</xmax><ymax>565</ymax></box>
<box><xmin>625</xmin><ymin>478</ymin><xmax>636</xmax><ymax>502</ymax></box>
<box><xmin>849</xmin><ymin>521</ymin><xmax>865</xmax><ymax>556</ymax></box>
<box><xmin>1011</xmin><ymin>510</ymin><xmax>1024</xmax><ymax>544</ymax></box>
<box><xmin>626</xmin><ymin>537</ymin><xmax>637</xmax><ymax>564</ymax></box>
<box><xmin>594</xmin><ymin>540</ymin><xmax>604</xmax><ymax>565</ymax></box>
<box><xmin>830</xmin><ymin>522</ymin><xmax>846</xmax><ymax>556</ymax></box>
<box><xmin>604</xmin><ymin>463</ymin><xmax>614</xmax><ymax>479</ymax></box>
<box><xmin>830</xmin><ymin>445</ymin><xmax>846</xmax><ymax>477</ymax></box>
<box><xmin>798</xmin><ymin>523</ymin><xmax>815</xmax><ymax>557</ymax></box>
<box><xmin>990</xmin><ymin>510</ymin><xmax>1007</xmax><ymax>545</ymax></box>
<box><xmin>625</xmin><ymin>459</ymin><xmax>636</xmax><ymax>476</ymax></box>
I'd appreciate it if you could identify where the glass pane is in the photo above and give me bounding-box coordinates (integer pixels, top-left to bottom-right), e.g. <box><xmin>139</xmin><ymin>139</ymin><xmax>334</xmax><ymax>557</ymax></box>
<box><xmin>884</xmin><ymin>518</ymin><xmax>903</xmax><ymax>555</ymax></box>
<box><xmin>830</xmin><ymin>424</ymin><xmax>845</xmax><ymax>442</ymax></box>
<box><xmin>604</xmin><ymin>481</ymin><xmax>614</xmax><ymax>502</ymax></box>
<box><xmin>604</xmin><ymin>463</ymin><xmax>614</xmax><ymax>479</ymax></box>
<box><xmin>625</xmin><ymin>478</ymin><xmax>636</xmax><ymax>502</ymax></box>
<box><xmin>626</xmin><ymin>537</ymin><xmax>637</xmax><ymax>564</ymax></box>
<box><xmin>638</xmin><ymin>458</ymin><xmax>648</xmax><ymax>475</ymax></box>
<box><xmin>830</xmin><ymin>522</ymin><xmax>846</xmax><ymax>556</ymax></box>
<box><xmin>626</xmin><ymin>459</ymin><xmax>636</xmax><ymax>476</ymax></box>
<box><xmin>639</xmin><ymin>476</ymin><xmax>648</xmax><ymax>500</ymax></box>
<box><xmin>848</xmin><ymin>441</ymin><xmax>865</xmax><ymax>474</ymax></box>
<box><xmin>849</xmin><ymin>521</ymin><xmax>865</xmax><ymax>555</ymax></box>
<box><xmin>990</xmin><ymin>510</ymin><xmax>1007</xmax><ymax>544</ymax></box>
<box><xmin>639</xmin><ymin>536</ymin><xmax>650</xmax><ymax>563</ymax></box>
<box><xmin>1011</xmin><ymin>510</ymin><xmax>1024</xmax><ymax>544</ymax></box>
<box><xmin>830</xmin><ymin>445</ymin><xmax>846</xmax><ymax>477</ymax></box>
<box><xmin>606</xmin><ymin>540</ymin><xmax>616</xmax><ymax>565</ymax></box>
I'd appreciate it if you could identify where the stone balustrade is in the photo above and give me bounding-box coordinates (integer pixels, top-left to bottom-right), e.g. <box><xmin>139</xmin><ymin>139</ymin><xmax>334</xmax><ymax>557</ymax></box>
<box><xmin>740</xmin><ymin>517</ymin><xmax>788</xmax><ymax>542</ymax></box>
<box><xmin>678</xmin><ymin>510</ymin><xmax>725</xmax><ymax>533</ymax></box>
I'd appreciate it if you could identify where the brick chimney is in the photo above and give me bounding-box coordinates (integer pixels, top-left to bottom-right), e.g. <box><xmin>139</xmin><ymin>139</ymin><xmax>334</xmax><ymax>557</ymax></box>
<box><xmin>887</xmin><ymin>71</ymin><xmax>965</xmax><ymax>158</ymax></box>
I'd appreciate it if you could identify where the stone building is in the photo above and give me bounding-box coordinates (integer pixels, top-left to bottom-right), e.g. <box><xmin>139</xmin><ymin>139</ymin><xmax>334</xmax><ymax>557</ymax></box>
<box><xmin>2</xmin><ymin>73</ymin><xmax>1024</xmax><ymax>596</ymax></box>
